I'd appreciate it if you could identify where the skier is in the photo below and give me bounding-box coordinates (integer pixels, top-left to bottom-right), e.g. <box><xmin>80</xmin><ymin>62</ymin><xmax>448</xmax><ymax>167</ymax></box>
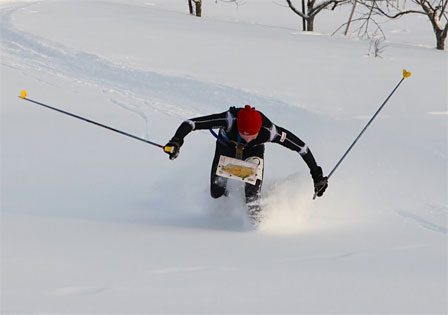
<box><xmin>164</xmin><ymin>105</ymin><xmax>328</xmax><ymax>223</ymax></box>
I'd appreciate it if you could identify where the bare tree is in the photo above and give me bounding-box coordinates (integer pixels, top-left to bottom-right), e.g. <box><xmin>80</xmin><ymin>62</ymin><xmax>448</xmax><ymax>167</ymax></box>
<box><xmin>285</xmin><ymin>0</ymin><xmax>351</xmax><ymax>31</ymax></box>
<box><xmin>187</xmin><ymin>0</ymin><xmax>245</xmax><ymax>17</ymax></box>
<box><xmin>333</xmin><ymin>2</ymin><xmax>387</xmax><ymax>39</ymax></box>
<box><xmin>188</xmin><ymin>0</ymin><xmax>202</xmax><ymax>17</ymax></box>
<box><xmin>360</xmin><ymin>0</ymin><xmax>448</xmax><ymax>50</ymax></box>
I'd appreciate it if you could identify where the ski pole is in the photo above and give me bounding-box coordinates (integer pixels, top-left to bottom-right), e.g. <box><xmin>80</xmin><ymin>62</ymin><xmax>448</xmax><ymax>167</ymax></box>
<box><xmin>313</xmin><ymin>69</ymin><xmax>412</xmax><ymax>199</ymax></box>
<box><xmin>18</xmin><ymin>90</ymin><xmax>169</xmax><ymax>151</ymax></box>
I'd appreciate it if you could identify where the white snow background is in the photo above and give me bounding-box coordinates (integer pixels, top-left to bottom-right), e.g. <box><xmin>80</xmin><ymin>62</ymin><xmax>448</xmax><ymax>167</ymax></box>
<box><xmin>1</xmin><ymin>0</ymin><xmax>447</xmax><ymax>314</ymax></box>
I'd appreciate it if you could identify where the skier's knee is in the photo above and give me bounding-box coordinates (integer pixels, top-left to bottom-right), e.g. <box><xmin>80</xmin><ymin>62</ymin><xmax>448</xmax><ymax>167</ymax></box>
<box><xmin>245</xmin><ymin>179</ymin><xmax>262</xmax><ymax>201</ymax></box>
<box><xmin>210</xmin><ymin>183</ymin><xmax>227</xmax><ymax>199</ymax></box>
<box><xmin>211</xmin><ymin>192</ymin><xmax>223</xmax><ymax>199</ymax></box>
<box><xmin>211</xmin><ymin>187</ymin><xmax>226</xmax><ymax>199</ymax></box>
<box><xmin>210</xmin><ymin>176</ymin><xmax>227</xmax><ymax>199</ymax></box>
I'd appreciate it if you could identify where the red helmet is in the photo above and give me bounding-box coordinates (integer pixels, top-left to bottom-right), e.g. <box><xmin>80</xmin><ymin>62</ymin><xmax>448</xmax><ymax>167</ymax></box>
<box><xmin>237</xmin><ymin>105</ymin><xmax>262</xmax><ymax>136</ymax></box>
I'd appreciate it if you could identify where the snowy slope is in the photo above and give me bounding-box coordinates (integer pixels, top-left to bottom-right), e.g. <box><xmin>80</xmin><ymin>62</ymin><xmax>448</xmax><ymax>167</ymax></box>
<box><xmin>1</xmin><ymin>0</ymin><xmax>447</xmax><ymax>314</ymax></box>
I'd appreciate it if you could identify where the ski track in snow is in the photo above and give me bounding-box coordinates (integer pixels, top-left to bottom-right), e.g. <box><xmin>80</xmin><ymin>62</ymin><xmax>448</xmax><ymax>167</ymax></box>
<box><xmin>395</xmin><ymin>208</ymin><xmax>448</xmax><ymax>235</ymax></box>
<box><xmin>279</xmin><ymin>243</ymin><xmax>433</xmax><ymax>264</ymax></box>
<box><xmin>50</xmin><ymin>285</ymin><xmax>107</xmax><ymax>296</ymax></box>
<box><xmin>0</xmin><ymin>1</ymin><xmax>295</xmax><ymax>126</ymax></box>
<box><xmin>148</xmin><ymin>266</ymin><xmax>211</xmax><ymax>275</ymax></box>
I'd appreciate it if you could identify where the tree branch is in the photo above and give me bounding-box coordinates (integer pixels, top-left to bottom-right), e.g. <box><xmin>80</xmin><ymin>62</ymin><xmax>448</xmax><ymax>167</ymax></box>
<box><xmin>360</xmin><ymin>1</ymin><xmax>425</xmax><ymax>18</ymax></box>
<box><xmin>310</xmin><ymin>0</ymin><xmax>349</xmax><ymax>16</ymax></box>
<box><xmin>286</xmin><ymin>0</ymin><xmax>308</xmax><ymax>18</ymax></box>
<box><xmin>439</xmin><ymin>0</ymin><xmax>448</xmax><ymax>19</ymax></box>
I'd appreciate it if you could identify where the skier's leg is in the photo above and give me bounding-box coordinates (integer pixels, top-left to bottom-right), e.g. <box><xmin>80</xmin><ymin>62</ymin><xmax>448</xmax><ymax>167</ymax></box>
<box><xmin>244</xmin><ymin>145</ymin><xmax>265</xmax><ymax>223</ymax></box>
<box><xmin>245</xmin><ymin>179</ymin><xmax>263</xmax><ymax>223</ymax></box>
<box><xmin>210</xmin><ymin>141</ymin><xmax>232</xmax><ymax>199</ymax></box>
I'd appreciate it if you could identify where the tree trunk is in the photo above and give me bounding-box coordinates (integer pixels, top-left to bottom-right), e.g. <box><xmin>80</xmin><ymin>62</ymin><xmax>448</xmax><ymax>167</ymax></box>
<box><xmin>436</xmin><ymin>32</ymin><xmax>446</xmax><ymax>50</ymax></box>
<box><xmin>188</xmin><ymin>0</ymin><xmax>194</xmax><ymax>15</ymax></box>
<box><xmin>429</xmin><ymin>23</ymin><xmax>447</xmax><ymax>50</ymax></box>
<box><xmin>435</xmin><ymin>24</ymin><xmax>448</xmax><ymax>50</ymax></box>
<box><xmin>194</xmin><ymin>0</ymin><xmax>202</xmax><ymax>17</ymax></box>
<box><xmin>306</xmin><ymin>16</ymin><xmax>315</xmax><ymax>31</ymax></box>
<box><xmin>301</xmin><ymin>0</ymin><xmax>306</xmax><ymax>31</ymax></box>
<box><xmin>418</xmin><ymin>0</ymin><xmax>447</xmax><ymax>50</ymax></box>
<box><xmin>344</xmin><ymin>0</ymin><xmax>357</xmax><ymax>35</ymax></box>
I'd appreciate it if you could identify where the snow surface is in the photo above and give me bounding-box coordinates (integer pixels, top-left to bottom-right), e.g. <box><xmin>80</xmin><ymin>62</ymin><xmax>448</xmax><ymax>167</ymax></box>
<box><xmin>1</xmin><ymin>0</ymin><xmax>447</xmax><ymax>314</ymax></box>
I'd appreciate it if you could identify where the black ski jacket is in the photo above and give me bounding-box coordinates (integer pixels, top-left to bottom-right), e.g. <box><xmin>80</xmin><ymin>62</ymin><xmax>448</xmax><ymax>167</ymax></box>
<box><xmin>171</xmin><ymin>106</ymin><xmax>322</xmax><ymax>177</ymax></box>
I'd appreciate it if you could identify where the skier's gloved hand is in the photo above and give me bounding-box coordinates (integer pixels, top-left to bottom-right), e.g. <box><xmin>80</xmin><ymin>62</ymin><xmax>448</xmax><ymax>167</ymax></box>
<box><xmin>314</xmin><ymin>177</ymin><xmax>328</xmax><ymax>197</ymax></box>
<box><xmin>311</xmin><ymin>166</ymin><xmax>328</xmax><ymax>197</ymax></box>
<box><xmin>164</xmin><ymin>137</ymin><xmax>183</xmax><ymax>160</ymax></box>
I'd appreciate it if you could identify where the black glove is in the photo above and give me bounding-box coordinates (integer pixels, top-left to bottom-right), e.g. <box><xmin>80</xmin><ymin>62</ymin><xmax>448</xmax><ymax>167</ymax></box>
<box><xmin>311</xmin><ymin>166</ymin><xmax>328</xmax><ymax>197</ymax></box>
<box><xmin>164</xmin><ymin>137</ymin><xmax>183</xmax><ymax>160</ymax></box>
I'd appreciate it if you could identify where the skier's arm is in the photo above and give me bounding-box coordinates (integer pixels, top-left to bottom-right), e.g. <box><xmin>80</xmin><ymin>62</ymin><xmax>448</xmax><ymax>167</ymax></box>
<box><xmin>269</xmin><ymin>124</ymin><xmax>328</xmax><ymax>196</ymax></box>
<box><xmin>164</xmin><ymin>111</ymin><xmax>230</xmax><ymax>159</ymax></box>
<box><xmin>172</xmin><ymin>111</ymin><xmax>230</xmax><ymax>140</ymax></box>
<box><xmin>269</xmin><ymin>125</ymin><xmax>318</xmax><ymax>169</ymax></box>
